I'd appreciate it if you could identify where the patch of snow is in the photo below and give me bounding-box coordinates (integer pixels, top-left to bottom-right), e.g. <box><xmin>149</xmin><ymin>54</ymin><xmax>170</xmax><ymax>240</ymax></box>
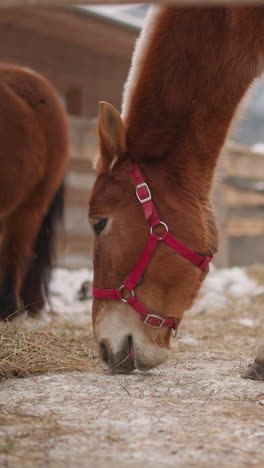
<box><xmin>189</xmin><ymin>267</ymin><xmax>264</xmax><ymax>314</ymax></box>
<box><xmin>236</xmin><ymin>318</ymin><xmax>255</xmax><ymax>327</ymax></box>
<box><xmin>47</xmin><ymin>266</ymin><xmax>264</xmax><ymax>319</ymax></box>
<box><xmin>178</xmin><ymin>336</ymin><xmax>199</xmax><ymax>346</ymax></box>
<box><xmin>251</xmin><ymin>143</ymin><xmax>264</xmax><ymax>153</ymax></box>
<box><xmin>47</xmin><ymin>268</ymin><xmax>93</xmax><ymax>315</ymax></box>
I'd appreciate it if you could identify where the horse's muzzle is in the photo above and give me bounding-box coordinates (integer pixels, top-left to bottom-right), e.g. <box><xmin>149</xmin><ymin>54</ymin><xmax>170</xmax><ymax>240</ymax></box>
<box><xmin>99</xmin><ymin>335</ymin><xmax>136</xmax><ymax>374</ymax></box>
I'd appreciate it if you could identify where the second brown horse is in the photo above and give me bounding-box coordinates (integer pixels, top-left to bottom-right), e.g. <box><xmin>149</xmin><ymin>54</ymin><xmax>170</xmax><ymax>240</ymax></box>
<box><xmin>0</xmin><ymin>64</ymin><xmax>68</xmax><ymax>320</ymax></box>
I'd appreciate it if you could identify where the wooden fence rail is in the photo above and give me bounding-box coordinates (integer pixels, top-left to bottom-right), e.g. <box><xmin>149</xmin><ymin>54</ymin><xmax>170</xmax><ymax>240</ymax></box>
<box><xmin>1</xmin><ymin>0</ymin><xmax>264</xmax><ymax>8</ymax></box>
<box><xmin>214</xmin><ymin>144</ymin><xmax>264</xmax><ymax>267</ymax></box>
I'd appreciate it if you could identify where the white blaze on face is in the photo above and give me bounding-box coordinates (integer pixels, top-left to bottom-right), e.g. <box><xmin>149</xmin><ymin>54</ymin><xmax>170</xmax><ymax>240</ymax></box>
<box><xmin>121</xmin><ymin>6</ymin><xmax>164</xmax><ymax>121</ymax></box>
<box><xmin>94</xmin><ymin>302</ymin><xmax>169</xmax><ymax>370</ymax></box>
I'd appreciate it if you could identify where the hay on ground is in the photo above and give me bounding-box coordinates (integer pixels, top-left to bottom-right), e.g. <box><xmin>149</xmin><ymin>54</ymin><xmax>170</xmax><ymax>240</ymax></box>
<box><xmin>0</xmin><ymin>321</ymin><xmax>100</xmax><ymax>380</ymax></box>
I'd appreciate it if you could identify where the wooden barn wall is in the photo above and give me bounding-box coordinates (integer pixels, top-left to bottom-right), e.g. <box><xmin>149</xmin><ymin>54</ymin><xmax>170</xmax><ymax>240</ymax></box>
<box><xmin>0</xmin><ymin>9</ymin><xmax>135</xmax><ymax>118</ymax></box>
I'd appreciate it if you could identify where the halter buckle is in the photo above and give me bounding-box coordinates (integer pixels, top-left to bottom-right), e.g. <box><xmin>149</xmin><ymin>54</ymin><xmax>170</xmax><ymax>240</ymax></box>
<box><xmin>136</xmin><ymin>183</ymin><xmax>151</xmax><ymax>204</ymax></box>
<box><xmin>144</xmin><ymin>313</ymin><xmax>166</xmax><ymax>328</ymax></box>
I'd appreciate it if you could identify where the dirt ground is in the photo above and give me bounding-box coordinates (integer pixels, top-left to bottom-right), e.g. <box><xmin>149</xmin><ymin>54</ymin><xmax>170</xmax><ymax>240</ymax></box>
<box><xmin>0</xmin><ymin>265</ymin><xmax>263</xmax><ymax>468</ymax></box>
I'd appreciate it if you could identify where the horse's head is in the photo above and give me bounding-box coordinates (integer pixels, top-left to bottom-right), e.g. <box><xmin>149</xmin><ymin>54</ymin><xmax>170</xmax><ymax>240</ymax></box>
<box><xmin>89</xmin><ymin>102</ymin><xmax>217</xmax><ymax>373</ymax></box>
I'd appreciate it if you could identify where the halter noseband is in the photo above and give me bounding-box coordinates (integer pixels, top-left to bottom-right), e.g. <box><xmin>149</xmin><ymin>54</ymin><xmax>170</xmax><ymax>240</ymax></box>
<box><xmin>92</xmin><ymin>163</ymin><xmax>213</xmax><ymax>335</ymax></box>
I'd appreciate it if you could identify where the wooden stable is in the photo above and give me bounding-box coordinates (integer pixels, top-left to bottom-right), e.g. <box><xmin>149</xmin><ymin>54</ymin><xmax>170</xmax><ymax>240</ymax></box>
<box><xmin>0</xmin><ymin>8</ymin><xmax>136</xmax><ymax>119</ymax></box>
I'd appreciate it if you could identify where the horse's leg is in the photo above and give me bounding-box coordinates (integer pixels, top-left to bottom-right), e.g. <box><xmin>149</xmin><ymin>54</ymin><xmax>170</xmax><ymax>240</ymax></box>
<box><xmin>0</xmin><ymin>180</ymin><xmax>64</xmax><ymax>320</ymax></box>
<box><xmin>0</xmin><ymin>271</ymin><xmax>20</xmax><ymax>320</ymax></box>
<box><xmin>242</xmin><ymin>345</ymin><xmax>264</xmax><ymax>381</ymax></box>
<box><xmin>0</xmin><ymin>205</ymin><xmax>45</xmax><ymax>320</ymax></box>
<box><xmin>20</xmin><ymin>183</ymin><xmax>64</xmax><ymax>316</ymax></box>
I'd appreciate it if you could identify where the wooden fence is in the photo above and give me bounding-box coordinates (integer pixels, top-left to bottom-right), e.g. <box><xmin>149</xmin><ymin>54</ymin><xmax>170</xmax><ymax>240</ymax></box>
<box><xmin>1</xmin><ymin>0</ymin><xmax>264</xmax><ymax>7</ymax></box>
<box><xmin>60</xmin><ymin>117</ymin><xmax>264</xmax><ymax>268</ymax></box>
<box><xmin>214</xmin><ymin>144</ymin><xmax>264</xmax><ymax>267</ymax></box>
<box><xmin>57</xmin><ymin>117</ymin><xmax>96</xmax><ymax>269</ymax></box>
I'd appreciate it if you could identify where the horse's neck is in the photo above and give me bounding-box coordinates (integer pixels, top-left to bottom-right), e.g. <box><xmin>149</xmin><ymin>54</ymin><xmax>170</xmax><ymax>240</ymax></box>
<box><xmin>122</xmin><ymin>7</ymin><xmax>264</xmax><ymax>197</ymax></box>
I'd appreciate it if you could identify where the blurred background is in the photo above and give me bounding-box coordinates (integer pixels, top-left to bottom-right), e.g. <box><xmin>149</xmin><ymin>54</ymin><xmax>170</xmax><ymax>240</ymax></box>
<box><xmin>2</xmin><ymin>3</ymin><xmax>264</xmax><ymax>269</ymax></box>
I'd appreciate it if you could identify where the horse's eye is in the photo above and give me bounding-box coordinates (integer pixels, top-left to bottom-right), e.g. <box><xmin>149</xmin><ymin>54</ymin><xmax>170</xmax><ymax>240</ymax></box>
<box><xmin>91</xmin><ymin>218</ymin><xmax>109</xmax><ymax>235</ymax></box>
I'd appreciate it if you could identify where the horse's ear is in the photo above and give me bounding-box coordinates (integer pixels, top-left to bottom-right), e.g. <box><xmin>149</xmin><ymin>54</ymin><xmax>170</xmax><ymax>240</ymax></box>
<box><xmin>96</xmin><ymin>101</ymin><xmax>127</xmax><ymax>173</ymax></box>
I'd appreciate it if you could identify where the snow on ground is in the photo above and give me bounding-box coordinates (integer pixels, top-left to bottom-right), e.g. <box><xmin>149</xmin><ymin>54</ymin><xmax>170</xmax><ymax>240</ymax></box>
<box><xmin>47</xmin><ymin>265</ymin><xmax>264</xmax><ymax>321</ymax></box>
<box><xmin>251</xmin><ymin>142</ymin><xmax>264</xmax><ymax>153</ymax></box>
<box><xmin>189</xmin><ymin>266</ymin><xmax>264</xmax><ymax>314</ymax></box>
<box><xmin>48</xmin><ymin>268</ymin><xmax>93</xmax><ymax>316</ymax></box>
<box><xmin>1</xmin><ymin>265</ymin><xmax>264</xmax><ymax>468</ymax></box>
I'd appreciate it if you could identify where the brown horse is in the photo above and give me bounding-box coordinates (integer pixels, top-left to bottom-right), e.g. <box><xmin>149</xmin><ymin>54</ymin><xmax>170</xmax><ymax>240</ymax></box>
<box><xmin>0</xmin><ymin>64</ymin><xmax>68</xmax><ymax>320</ymax></box>
<box><xmin>89</xmin><ymin>6</ymin><xmax>264</xmax><ymax>374</ymax></box>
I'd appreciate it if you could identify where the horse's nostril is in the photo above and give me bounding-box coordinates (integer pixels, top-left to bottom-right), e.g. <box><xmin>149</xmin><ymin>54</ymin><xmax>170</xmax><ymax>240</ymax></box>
<box><xmin>127</xmin><ymin>335</ymin><xmax>135</xmax><ymax>360</ymax></box>
<box><xmin>127</xmin><ymin>335</ymin><xmax>133</xmax><ymax>350</ymax></box>
<box><xmin>100</xmin><ymin>341</ymin><xmax>109</xmax><ymax>363</ymax></box>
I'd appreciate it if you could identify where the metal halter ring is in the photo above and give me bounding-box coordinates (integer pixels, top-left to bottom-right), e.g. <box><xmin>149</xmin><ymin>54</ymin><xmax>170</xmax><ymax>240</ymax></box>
<box><xmin>119</xmin><ymin>285</ymin><xmax>135</xmax><ymax>303</ymax></box>
<box><xmin>150</xmin><ymin>221</ymin><xmax>169</xmax><ymax>239</ymax></box>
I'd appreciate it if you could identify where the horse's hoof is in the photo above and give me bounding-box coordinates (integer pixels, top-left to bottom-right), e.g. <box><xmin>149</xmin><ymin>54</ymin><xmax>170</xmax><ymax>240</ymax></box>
<box><xmin>77</xmin><ymin>281</ymin><xmax>92</xmax><ymax>301</ymax></box>
<box><xmin>242</xmin><ymin>345</ymin><xmax>264</xmax><ymax>381</ymax></box>
<box><xmin>0</xmin><ymin>299</ymin><xmax>20</xmax><ymax>321</ymax></box>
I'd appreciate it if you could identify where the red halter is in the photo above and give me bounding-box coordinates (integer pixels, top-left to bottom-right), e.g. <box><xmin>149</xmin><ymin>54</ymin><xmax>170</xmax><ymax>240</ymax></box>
<box><xmin>93</xmin><ymin>163</ymin><xmax>213</xmax><ymax>334</ymax></box>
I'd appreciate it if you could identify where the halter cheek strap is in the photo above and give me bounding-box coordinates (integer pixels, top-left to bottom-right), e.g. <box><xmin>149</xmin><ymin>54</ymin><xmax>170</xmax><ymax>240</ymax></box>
<box><xmin>92</xmin><ymin>163</ymin><xmax>213</xmax><ymax>333</ymax></box>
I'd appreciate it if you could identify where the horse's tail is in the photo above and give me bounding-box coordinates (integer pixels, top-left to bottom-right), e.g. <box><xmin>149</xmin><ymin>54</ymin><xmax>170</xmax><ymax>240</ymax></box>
<box><xmin>20</xmin><ymin>182</ymin><xmax>65</xmax><ymax>315</ymax></box>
